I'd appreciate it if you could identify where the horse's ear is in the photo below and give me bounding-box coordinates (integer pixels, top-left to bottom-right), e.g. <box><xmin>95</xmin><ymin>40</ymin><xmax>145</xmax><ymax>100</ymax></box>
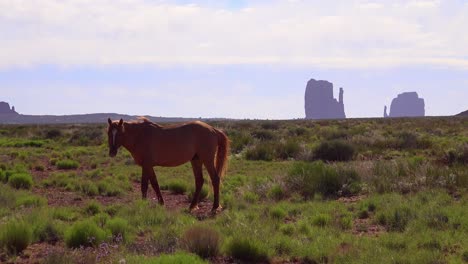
<box><xmin>108</xmin><ymin>118</ymin><xmax>112</xmax><ymax>125</ymax></box>
<box><xmin>118</xmin><ymin>118</ymin><xmax>124</xmax><ymax>127</ymax></box>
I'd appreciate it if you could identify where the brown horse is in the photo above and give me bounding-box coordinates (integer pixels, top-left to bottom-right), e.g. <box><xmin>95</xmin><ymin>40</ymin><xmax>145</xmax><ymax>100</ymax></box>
<box><xmin>107</xmin><ymin>117</ymin><xmax>229</xmax><ymax>212</ymax></box>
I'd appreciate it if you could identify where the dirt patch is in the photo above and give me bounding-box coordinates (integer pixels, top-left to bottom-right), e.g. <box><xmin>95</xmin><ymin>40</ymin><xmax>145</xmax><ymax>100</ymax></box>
<box><xmin>337</xmin><ymin>195</ymin><xmax>366</xmax><ymax>204</ymax></box>
<box><xmin>352</xmin><ymin>217</ymin><xmax>385</xmax><ymax>237</ymax></box>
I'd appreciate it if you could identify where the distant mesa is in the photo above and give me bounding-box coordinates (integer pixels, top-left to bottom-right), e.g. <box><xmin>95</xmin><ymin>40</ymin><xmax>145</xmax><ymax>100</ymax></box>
<box><xmin>456</xmin><ymin>110</ymin><xmax>468</xmax><ymax>116</ymax></box>
<box><xmin>305</xmin><ymin>78</ymin><xmax>346</xmax><ymax>119</ymax></box>
<box><xmin>385</xmin><ymin>92</ymin><xmax>425</xmax><ymax>118</ymax></box>
<box><xmin>0</xmin><ymin>101</ymin><xmax>18</xmax><ymax>115</ymax></box>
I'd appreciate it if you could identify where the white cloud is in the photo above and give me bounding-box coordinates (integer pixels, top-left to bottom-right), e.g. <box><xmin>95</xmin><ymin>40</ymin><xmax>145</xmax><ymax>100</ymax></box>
<box><xmin>0</xmin><ymin>0</ymin><xmax>467</xmax><ymax>69</ymax></box>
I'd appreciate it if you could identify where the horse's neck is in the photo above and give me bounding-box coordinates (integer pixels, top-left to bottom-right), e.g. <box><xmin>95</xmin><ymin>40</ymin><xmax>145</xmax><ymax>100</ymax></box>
<box><xmin>121</xmin><ymin>123</ymin><xmax>140</xmax><ymax>153</ymax></box>
<box><xmin>122</xmin><ymin>122</ymin><xmax>160</xmax><ymax>152</ymax></box>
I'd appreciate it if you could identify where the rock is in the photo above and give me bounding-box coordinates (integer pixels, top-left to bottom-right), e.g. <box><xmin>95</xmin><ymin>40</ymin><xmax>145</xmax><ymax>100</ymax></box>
<box><xmin>384</xmin><ymin>106</ymin><xmax>389</xmax><ymax>118</ymax></box>
<box><xmin>388</xmin><ymin>92</ymin><xmax>425</xmax><ymax>117</ymax></box>
<box><xmin>305</xmin><ymin>79</ymin><xmax>346</xmax><ymax>119</ymax></box>
<box><xmin>0</xmin><ymin>101</ymin><xmax>18</xmax><ymax>114</ymax></box>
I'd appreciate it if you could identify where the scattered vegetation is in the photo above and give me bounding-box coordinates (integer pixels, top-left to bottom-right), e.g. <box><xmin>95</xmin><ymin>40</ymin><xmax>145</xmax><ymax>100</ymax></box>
<box><xmin>0</xmin><ymin>117</ymin><xmax>466</xmax><ymax>262</ymax></box>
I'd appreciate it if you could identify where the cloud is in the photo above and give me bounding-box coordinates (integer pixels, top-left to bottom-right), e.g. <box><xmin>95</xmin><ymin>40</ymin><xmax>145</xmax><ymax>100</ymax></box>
<box><xmin>0</xmin><ymin>0</ymin><xmax>467</xmax><ymax>69</ymax></box>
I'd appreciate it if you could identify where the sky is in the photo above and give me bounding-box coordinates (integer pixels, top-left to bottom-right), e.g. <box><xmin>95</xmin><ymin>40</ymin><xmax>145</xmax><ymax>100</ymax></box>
<box><xmin>0</xmin><ymin>0</ymin><xmax>467</xmax><ymax>119</ymax></box>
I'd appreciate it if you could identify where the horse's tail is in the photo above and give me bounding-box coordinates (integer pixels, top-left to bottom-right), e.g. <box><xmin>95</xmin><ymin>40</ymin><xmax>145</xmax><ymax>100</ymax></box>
<box><xmin>215</xmin><ymin>129</ymin><xmax>230</xmax><ymax>179</ymax></box>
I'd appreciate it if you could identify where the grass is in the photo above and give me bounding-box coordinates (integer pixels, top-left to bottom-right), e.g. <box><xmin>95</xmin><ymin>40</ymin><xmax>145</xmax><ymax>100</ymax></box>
<box><xmin>56</xmin><ymin>159</ymin><xmax>79</xmax><ymax>170</ymax></box>
<box><xmin>181</xmin><ymin>226</ymin><xmax>221</xmax><ymax>258</ymax></box>
<box><xmin>8</xmin><ymin>173</ymin><xmax>33</xmax><ymax>189</ymax></box>
<box><xmin>0</xmin><ymin>221</ymin><xmax>33</xmax><ymax>255</ymax></box>
<box><xmin>65</xmin><ymin>220</ymin><xmax>107</xmax><ymax>248</ymax></box>
<box><xmin>0</xmin><ymin>118</ymin><xmax>466</xmax><ymax>262</ymax></box>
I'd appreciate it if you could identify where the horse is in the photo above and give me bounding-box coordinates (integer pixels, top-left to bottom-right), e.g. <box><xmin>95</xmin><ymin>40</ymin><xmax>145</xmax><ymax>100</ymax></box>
<box><xmin>107</xmin><ymin>117</ymin><xmax>230</xmax><ymax>212</ymax></box>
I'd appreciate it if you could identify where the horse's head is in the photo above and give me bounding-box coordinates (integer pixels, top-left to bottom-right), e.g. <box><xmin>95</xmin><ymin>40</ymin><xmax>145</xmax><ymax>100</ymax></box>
<box><xmin>107</xmin><ymin>118</ymin><xmax>124</xmax><ymax>157</ymax></box>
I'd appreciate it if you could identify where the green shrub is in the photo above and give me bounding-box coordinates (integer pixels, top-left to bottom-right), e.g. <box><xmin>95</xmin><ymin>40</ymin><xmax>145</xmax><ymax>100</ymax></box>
<box><xmin>276</xmin><ymin>140</ymin><xmax>301</xmax><ymax>160</ymax></box>
<box><xmin>378</xmin><ymin>206</ymin><xmax>413</xmax><ymax>232</ymax></box>
<box><xmin>312</xmin><ymin>214</ymin><xmax>331</xmax><ymax>227</ymax></box>
<box><xmin>268</xmin><ymin>184</ymin><xmax>285</xmax><ymax>201</ymax></box>
<box><xmin>16</xmin><ymin>195</ymin><xmax>46</xmax><ymax>208</ymax></box>
<box><xmin>243</xmin><ymin>191</ymin><xmax>259</xmax><ymax>203</ymax></box>
<box><xmin>107</xmin><ymin>218</ymin><xmax>129</xmax><ymax>242</ymax></box>
<box><xmin>127</xmin><ymin>252</ymin><xmax>207</xmax><ymax>264</ymax></box>
<box><xmin>167</xmin><ymin>180</ymin><xmax>187</xmax><ymax>195</ymax></box>
<box><xmin>34</xmin><ymin>221</ymin><xmax>62</xmax><ymax>244</ymax></box>
<box><xmin>84</xmin><ymin>201</ymin><xmax>101</xmax><ymax>216</ymax></box>
<box><xmin>0</xmin><ymin>221</ymin><xmax>32</xmax><ymax>255</ymax></box>
<box><xmin>80</xmin><ymin>181</ymin><xmax>99</xmax><ymax>196</ymax></box>
<box><xmin>286</xmin><ymin>161</ymin><xmax>341</xmax><ymax>198</ymax></box>
<box><xmin>8</xmin><ymin>173</ymin><xmax>33</xmax><ymax>189</ymax></box>
<box><xmin>462</xmin><ymin>251</ymin><xmax>468</xmax><ymax>262</ymax></box>
<box><xmin>228</xmin><ymin>131</ymin><xmax>252</xmax><ymax>154</ymax></box>
<box><xmin>56</xmin><ymin>159</ymin><xmax>79</xmax><ymax>170</ymax></box>
<box><xmin>245</xmin><ymin>142</ymin><xmax>275</xmax><ymax>161</ymax></box>
<box><xmin>252</xmin><ymin>129</ymin><xmax>275</xmax><ymax>140</ymax></box>
<box><xmin>45</xmin><ymin>129</ymin><xmax>62</xmax><ymax>139</ymax></box>
<box><xmin>279</xmin><ymin>224</ymin><xmax>295</xmax><ymax>236</ymax></box>
<box><xmin>0</xmin><ymin>169</ymin><xmax>7</xmax><ymax>183</ymax></box>
<box><xmin>98</xmin><ymin>181</ymin><xmax>123</xmax><ymax>197</ymax></box>
<box><xmin>314</xmin><ymin>140</ymin><xmax>355</xmax><ymax>161</ymax></box>
<box><xmin>65</xmin><ymin>220</ymin><xmax>106</xmax><ymax>248</ymax></box>
<box><xmin>181</xmin><ymin>226</ymin><xmax>221</xmax><ymax>259</ymax></box>
<box><xmin>270</xmin><ymin>207</ymin><xmax>287</xmax><ymax>220</ymax></box>
<box><xmin>226</xmin><ymin>237</ymin><xmax>269</xmax><ymax>262</ymax></box>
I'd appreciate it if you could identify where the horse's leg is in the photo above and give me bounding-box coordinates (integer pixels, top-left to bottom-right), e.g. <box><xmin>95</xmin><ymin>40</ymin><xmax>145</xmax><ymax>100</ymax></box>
<box><xmin>204</xmin><ymin>161</ymin><xmax>221</xmax><ymax>212</ymax></box>
<box><xmin>141</xmin><ymin>166</ymin><xmax>149</xmax><ymax>199</ymax></box>
<box><xmin>189</xmin><ymin>159</ymin><xmax>204</xmax><ymax>211</ymax></box>
<box><xmin>147</xmin><ymin>167</ymin><xmax>164</xmax><ymax>205</ymax></box>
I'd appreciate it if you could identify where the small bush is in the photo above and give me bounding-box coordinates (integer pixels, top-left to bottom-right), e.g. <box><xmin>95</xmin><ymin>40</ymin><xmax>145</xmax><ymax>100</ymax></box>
<box><xmin>127</xmin><ymin>252</ymin><xmax>207</xmax><ymax>264</ymax></box>
<box><xmin>276</xmin><ymin>140</ymin><xmax>301</xmax><ymax>160</ymax></box>
<box><xmin>84</xmin><ymin>201</ymin><xmax>101</xmax><ymax>216</ymax></box>
<box><xmin>56</xmin><ymin>159</ymin><xmax>79</xmax><ymax>170</ymax></box>
<box><xmin>252</xmin><ymin>129</ymin><xmax>275</xmax><ymax>140</ymax></box>
<box><xmin>226</xmin><ymin>237</ymin><xmax>269</xmax><ymax>262</ymax></box>
<box><xmin>107</xmin><ymin>218</ymin><xmax>129</xmax><ymax>242</ymax></box>
<box><xmin>245</xmin><ymin>142</ymin><xmax>275</xmax><ymax>161</ymax></box>
<box><xmin>312</xmin><ymin>214</ymin><xmax>331</xmax><ymax>227</ymax></box>
<box><xmin>168</xmin><ymin>180</ymin><xmax>187</xmax><ymax>195</ymax></box>
<box><xmin>378</xmin><ymin>206</ymin><xmax>413</xmax><ymax>232</ymax></box>
<box><xmin>181</xmin><ymin>226</ymin><xmax>221</xmax><ymax>259</ymax></box>
<box><xmin>243</xmin><ymin>191</ymin><xmax>259</xmax><ymax>203</ymax></box>
<box><xmin>268</xmin><ymin>184</ymin><xmax>285</xmax><ymax>201</ymax></box>
<box><xmin>98</xmin><ymin>181</ymin><xmax>123</xmax><ymax>197</ymax></box>
<box><xmin>45</xmin><ymin>129</ymin><xmax>62</xmax><ymax>139</ymax></box>
<box><xmin>286</xmin><ymin>161</ymin><xmax>341</xmax><ymax>198</ymax></box>
<box><xmin>270</xmin><ymin>207</ymin><xmax>287</xmax><ymax>220</ymax></box>
<box><xmin>65</xmin><ymin>220</ymin><xmax>106</xmax><ymax>248</ymax></box>
<box><xmin>8</xmin><ymin>173</ymin><xmax>33</xmax><ymax>189</ymax></box>
<box><xmin>0</xmin><ymin>221</ymin><xmax>32</xmax><ymax>255</ymax></box>
<box><xmin>35</xmin><ymin>221</ymin><xmax>62</xmax><ymax>244</ymax></box>
<box><xmin>314</xmin><ymin>140</ymin><xmax>355</xmax><ymax>161</ymax></box>
<box><xmin>80</xmin><ymin>181</ymin><xmax>99</xmax><ymax>196</ymax></box>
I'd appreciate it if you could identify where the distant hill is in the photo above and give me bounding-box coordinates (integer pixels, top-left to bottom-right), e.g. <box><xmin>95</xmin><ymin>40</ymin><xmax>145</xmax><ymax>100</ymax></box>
<box><xmin>456</xmin><ymin>110</ymin><xmax>468</xmax><ymax>116</ymax></box>
<box><xmin>0</xmin><ymin>113</ymin><xmax>203</xmax><ymax>124</ymax></box>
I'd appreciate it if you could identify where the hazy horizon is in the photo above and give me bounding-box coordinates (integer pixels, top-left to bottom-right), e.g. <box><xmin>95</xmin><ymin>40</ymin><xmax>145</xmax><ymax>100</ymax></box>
<box><xmin>1</xmin><ymin>0</ymin><xmax>467</xmax><ymax>118</ymax></box>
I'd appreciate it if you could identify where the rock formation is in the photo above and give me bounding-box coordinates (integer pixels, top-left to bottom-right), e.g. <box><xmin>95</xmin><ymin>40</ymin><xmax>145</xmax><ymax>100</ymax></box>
<box><xmin>0</xmin><ymin>101</ymin><xmax>18</xmax><ymax>114</ymax></box>
<box><xmin>387</xmin><ymin>92</ymin><xmax>425</xmax><ymax>117</ymax></box>
<box><xmin>305</xmin><ymin>79</ymin><xmax>346</xmax><ymax>119</ymax></box>
<box><xmin>384</xmin><ymin>106</ymin><xmax>389</xmax><ymax>118</ymax></box>
<box><xmin>456</xmin><ymin>110</ymin><xmax>468</xmax><ymax>117</ymax></box>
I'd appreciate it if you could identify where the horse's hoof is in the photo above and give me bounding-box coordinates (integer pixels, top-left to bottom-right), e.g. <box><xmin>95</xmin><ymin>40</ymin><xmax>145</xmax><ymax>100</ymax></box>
<box><xmin>210</xmin><ymin>206</ymin><xmax>223</xmax><ymax>214</ymax></box>
<box><xmin>189</xmin><ymin>206</ymin><xmax>200</xmax><ymax>212</ymax></box>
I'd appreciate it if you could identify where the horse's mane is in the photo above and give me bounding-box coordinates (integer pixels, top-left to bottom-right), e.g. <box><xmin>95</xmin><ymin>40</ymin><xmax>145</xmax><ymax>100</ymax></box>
<box><xmin>125</xmin><ymin>116</ymin><xmax>152</xmax><ymax>124</ymax></box>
